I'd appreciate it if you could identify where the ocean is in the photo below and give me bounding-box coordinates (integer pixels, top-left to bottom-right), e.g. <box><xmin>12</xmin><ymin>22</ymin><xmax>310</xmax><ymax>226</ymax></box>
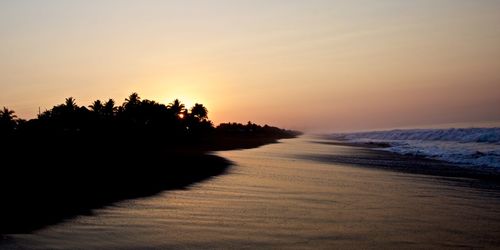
<box><xmin>330</xmin><ymin>127</ymin><xmax>500</xmax><ymax>168</ymax></box>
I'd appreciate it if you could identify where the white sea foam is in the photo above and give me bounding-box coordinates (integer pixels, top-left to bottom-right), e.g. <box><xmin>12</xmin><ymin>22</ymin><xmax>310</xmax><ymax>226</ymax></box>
<box><xmin>330</xmin><ymin>128</ymin><xmax>500</xmax><ymax>168</ymax></box>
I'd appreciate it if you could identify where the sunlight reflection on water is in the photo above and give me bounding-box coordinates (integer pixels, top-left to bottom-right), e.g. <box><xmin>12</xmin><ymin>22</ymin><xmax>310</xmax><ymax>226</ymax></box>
<box><xmin>6</xmin><ymin>136</ymin><xmax>500</xmax><ymax>249</ymax></box>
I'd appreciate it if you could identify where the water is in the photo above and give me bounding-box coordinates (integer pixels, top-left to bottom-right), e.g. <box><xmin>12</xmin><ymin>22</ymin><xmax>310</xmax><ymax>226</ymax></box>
<box><xmin>3</xmin><ymin>137</ymin><xmax>500</xmax><ymax>249</ymax></box>
<box><xmin>331</xmin><ymin>127</ymin><xmax>500</xmax><ymax>168</ymax></box>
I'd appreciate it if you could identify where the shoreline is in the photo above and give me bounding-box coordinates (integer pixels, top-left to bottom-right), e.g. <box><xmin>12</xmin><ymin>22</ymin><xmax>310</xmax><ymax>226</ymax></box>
<box><xmin>307</xmin><ymin>139</ymin><xmax>500</xmax><ymax>184</ymax></box>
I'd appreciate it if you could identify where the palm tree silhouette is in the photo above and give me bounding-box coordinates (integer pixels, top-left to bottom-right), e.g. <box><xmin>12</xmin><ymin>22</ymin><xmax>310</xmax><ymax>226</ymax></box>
<box><xmin>0</xmin><ymin>107</ymin><xmax>16</xmax><ymax>120</ymax></box>
<box><xmin>168</xmin><ymin>99</ymin><xmax>185</xmax><ymax>116</ymax></box>
<box><xmin>103</xmin><ymin>99</ymin><xmax>117</xmax><ymax>117</ymax></box>
<box><xmin>0</xmin><ymin>107</ymin><xmax>17</xmax><ymax>132</ymax></box>
<box><xmin>124</xmin><ymin>93</ymin><xmax>141</xmax><ymax>110</ymax></box>
<box><xmin>89</xmin><ymin>100</ymin><xmax>103</xmax><ymax>114</ymax></box>
<box><xmin>190</xmin><ymin>103</ymin><xmax>208</xmax><ymax>120</ymax></box>
<box><xmin>65</xmin><ymin>97</ymin><xmax>77</xmax><ymax>111</ymax></box>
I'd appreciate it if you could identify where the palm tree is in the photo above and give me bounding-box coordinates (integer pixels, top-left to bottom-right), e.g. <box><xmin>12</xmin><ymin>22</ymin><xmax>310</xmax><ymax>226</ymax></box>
<box><xmin>168</xmin><ymin>99</ymin><xmax>185</xmax><ymax>116</ymax></box>
<box><xmin>65</xmin><ymin>97</ymin><xmax>77</xmax><ymax>111</ymax></box>
<box><xmin>103</xmin><ymin>99</ymin><xmax>116</xmax><ymax>117</ymax></box>
<box><xmin>89</xmin><ymin>100</ymin><xmax>103</xmax><ymax>114</ymax></box>
<box><xmin>0</xmin><ymin>107</ymin><xmax>17</xmax><ymax>132</ymax></box>
<box><xmin>0</xmin><ymin>107</ymin><xmax>16</xmax><ymax>121</ymax></box>
<box><xmin>190</xmin><ymin>103</ymin><xmax>208</xmax><ymax>120</ymax></box>
<box><xmin>123</xmin><ymin>93</ymin><xmax>141</xmax><ymax>110</ymax></box>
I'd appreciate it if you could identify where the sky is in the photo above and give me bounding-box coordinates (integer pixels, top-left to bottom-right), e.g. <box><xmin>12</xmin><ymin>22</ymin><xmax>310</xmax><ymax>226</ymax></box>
<box><xmin>1</xmin><ymin>0</ymin><xmax>499</xmax><ymax>132</ymax></box>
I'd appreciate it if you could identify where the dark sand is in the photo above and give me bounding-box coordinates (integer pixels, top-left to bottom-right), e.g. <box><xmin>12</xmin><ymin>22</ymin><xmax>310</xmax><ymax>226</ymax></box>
<box><xmin>0</xmin><ymin>134</ymin><xmax>292</xmax><ymax>234</ymax></box>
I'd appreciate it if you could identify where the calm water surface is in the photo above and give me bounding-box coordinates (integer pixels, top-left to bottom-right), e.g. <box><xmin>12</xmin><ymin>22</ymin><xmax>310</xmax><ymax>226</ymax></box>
<box><xmin>4</xmin><ymin>137</ymin><xmax>500</xmax><ymax>249</ymax></box>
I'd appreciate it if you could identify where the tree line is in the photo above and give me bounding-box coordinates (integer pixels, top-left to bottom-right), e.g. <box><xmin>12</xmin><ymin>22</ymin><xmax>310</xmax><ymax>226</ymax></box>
<box><xmin>0</xmin><ymin>92</ymin><xmax>296</xmax><ymax>141</ymax></box>
<box><xmin>1</xmin><ymin>93</ymin><xmax>210</xmax><ymax>138</ymax></box>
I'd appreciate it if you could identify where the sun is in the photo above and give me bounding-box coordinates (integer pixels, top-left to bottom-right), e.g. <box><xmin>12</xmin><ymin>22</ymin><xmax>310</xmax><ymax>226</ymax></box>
<box><xmin>177</xmin><ymin>96</ymin><xmax>196</xmax><ymax>109</ymax></box>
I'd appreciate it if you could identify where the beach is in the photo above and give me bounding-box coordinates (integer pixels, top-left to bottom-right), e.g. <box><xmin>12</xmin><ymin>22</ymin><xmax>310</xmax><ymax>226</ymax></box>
<box><xmin>0</xmin><ymin>131</ymin><xmax>295</xmax><ymax>234</ymax></box>
<box><xmin>3</xmin><ymin>136</ymin><xmax>500</xmax><ymax>249</ymax></box>
<box><xmin>2</xmin><ymin>1</ymin><xmax>499</xmax><ymax>248</ymax></box>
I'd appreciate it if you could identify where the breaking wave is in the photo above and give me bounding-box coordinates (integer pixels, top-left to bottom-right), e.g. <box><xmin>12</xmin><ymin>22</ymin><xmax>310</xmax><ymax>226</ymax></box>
<box><xmin>330</xmin><ymin>128</ymin><xmax>500</xmax><ymax>168</ymax></box>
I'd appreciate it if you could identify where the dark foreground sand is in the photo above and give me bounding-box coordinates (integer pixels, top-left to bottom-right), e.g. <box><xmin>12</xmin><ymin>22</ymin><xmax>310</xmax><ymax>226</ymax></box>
<box><xmin>0</xmin><ymin>134</ymin><xmax>292</xmax><ymax>235</ymax></box>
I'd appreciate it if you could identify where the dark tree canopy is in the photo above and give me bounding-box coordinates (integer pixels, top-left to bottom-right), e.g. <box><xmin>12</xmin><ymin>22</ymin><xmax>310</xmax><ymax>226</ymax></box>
<box><xmin>0</xmin><ymin>107</ymin><xmax>17</xmax><ymax>134</ymax></box>
<box><xmin>1</xmin><ymin>92</ymin><xmax>298</xmax><ymax>142</ymax></box>
<box><xmin>191</xmin><ymin>103</ymin><xmax>208</xmax><ymax>121</ymax></box>
<box><xmin>8</xmin><ymin>93</ymin><xmax>213</xmax><ymax>139</ymax></box>
<box><xmin>89</xmin><ymin>100</ymin><xmax>103</xmax><ymax>114</ymax></box>
<box><xmin>168</xmin><ymin>99</ymin><xmax>185</xmax><ymax>116</ymax></box>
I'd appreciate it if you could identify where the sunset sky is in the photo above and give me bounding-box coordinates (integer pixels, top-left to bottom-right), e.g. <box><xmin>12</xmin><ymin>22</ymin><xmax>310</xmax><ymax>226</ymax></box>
<box><xmin>1</xmin><ymin>0</ymin><xmax>499</xmax><ymax>132</ymax></box>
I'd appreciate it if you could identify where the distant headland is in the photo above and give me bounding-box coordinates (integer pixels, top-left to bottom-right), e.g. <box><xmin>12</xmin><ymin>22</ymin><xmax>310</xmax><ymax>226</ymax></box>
<box><xmin>0</xmin><ymin>93</ymin><xmax>301</xmax><ymax>234</ymax></box>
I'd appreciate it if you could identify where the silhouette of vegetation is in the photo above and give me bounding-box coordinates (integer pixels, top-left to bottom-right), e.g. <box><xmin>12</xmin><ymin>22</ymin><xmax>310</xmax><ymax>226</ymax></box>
<box><xmin>216</xmin><ymin>121</ymin><xmax>298</xmax><ymax>137</ymax></box>
<box><xmin>191</xmin><ymin>103</ymin><xmax>208</xmax><ymax>120</ymax></box>
<box><xmin>0</xmin><ymin>93</ymin><xmax>300</xmax><ymax>234</ymax></box>
<box><xmin>0</xmin><ymin>107</ymin><xmax>17</xmax><ymax>135</ymax></box>
<box><xmin>2</xmin><ymin>93</ymin><xmax>298</xmax><ymax>143</ymax></box>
